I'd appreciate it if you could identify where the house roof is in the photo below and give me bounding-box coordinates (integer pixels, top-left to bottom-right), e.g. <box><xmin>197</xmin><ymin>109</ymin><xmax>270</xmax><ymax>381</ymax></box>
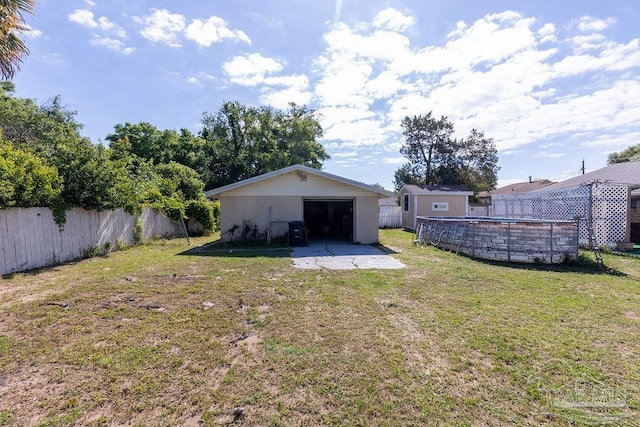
<box><xmin>478</xmin><ymin>179</ymin><xmax>555</xmax><ymax>197</ymax></box>
<box><xmin>542</xmin><ymin>161</ymin><xmax>640</xmax><ymax>191</ymax></box>
<box><xmin>204</xmin><ymin>164</ymin><xmax>394</xmax><ymax>198</ymax></box>
<box><xmin>400</xmin><ymin>184</ymin><xmax>474</xmax><ymax>195</ymax></box>
<box><xmin>378</xmin><ymin>196</ymin><xmax>399</xmax><ymax>206</ymax></box>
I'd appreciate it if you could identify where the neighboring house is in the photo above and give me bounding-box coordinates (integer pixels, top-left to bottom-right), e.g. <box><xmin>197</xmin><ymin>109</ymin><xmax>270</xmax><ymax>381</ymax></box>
<box><xmin>204</xmin><ymin>164</ymin><xmax>393</xmax><ymax>244</ymax></box>
<box><xmin>477</xmin><ymin>178</ymin><xmax>555</xmax><ymax>204</ymax></box>
<box><xmin>398</xmin><ymin>184</ymin><xmax>474</xmax><ymax>230</ymax></box>
<box><xmin>491</xmin><ymin>161</ymin><xmax>640</xmax><ymax>245</ymax></box>
<box><xmin>379</xmin><ymin>197</ymin><xmax>401</xmax><ymax>228</ymax></box>
<box><xmin>631</xmin><ymin>188</ymin><xmax>640</xmax><ymax>242</ymax></box>
<box><xmin>468</xmin><ymin>203</ymin><xmax>489</xmax><ymax>216</ymax></box>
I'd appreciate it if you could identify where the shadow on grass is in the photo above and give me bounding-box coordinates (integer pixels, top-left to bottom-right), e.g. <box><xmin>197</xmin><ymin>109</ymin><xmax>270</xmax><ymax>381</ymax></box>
<box><xmin>178</xmin><ymin>239</ymin><xmax>291</xmax><ymax>258</ymax></box>
<box><xmin>179</xmin><ymin>239</ymin><xmax>401</xmax><ymax>259</ymax></box>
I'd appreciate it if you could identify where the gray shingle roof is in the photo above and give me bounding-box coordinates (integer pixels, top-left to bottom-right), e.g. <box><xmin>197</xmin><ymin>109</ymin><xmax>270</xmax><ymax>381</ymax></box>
<box><xmin>402</xmin><ymin>184</ymin><xmax>473</xmax><ymax>194</ymax></box>
<box><xmin>543</xmin><ymin>161</ymin><xmax>640</xmax><ymax>191</ymax></box>
<box><xmin>478</xmin><ymin>179</ymin><xmax>555</xmax><ymax>197</ymax></box>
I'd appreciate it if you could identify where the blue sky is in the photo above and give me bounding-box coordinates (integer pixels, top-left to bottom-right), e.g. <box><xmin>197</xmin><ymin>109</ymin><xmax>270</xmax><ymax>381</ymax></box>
<box><xmin>14</xmin><ymin>0</ymin><xmax>640</xmax><ymax>190</ymax></box>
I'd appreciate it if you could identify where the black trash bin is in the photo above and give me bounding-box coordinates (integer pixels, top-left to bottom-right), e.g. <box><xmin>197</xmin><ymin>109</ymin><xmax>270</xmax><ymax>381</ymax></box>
<box><xmin>288</xmin><ymin>221</ymin><xmax>307</xmax><ymax>246</ymax></box>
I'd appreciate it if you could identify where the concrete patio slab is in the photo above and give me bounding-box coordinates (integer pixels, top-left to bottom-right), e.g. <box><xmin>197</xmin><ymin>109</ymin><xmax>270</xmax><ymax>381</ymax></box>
<box><xmin>291</xmin><ymin>242</ymin><xmax>405</xmax><ymax>270</ymax></box>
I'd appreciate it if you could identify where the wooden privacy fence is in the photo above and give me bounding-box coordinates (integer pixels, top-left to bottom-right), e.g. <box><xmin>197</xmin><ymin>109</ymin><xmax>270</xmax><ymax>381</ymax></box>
<box><xmin>379</xmin><ymin>205</ymin><xmax>402</xmax><ymax>228</ymax></box>
<box><xmin>0</xmin><ymin>206</ymin><xmax>183</xmax><ymax>275</ymax></box>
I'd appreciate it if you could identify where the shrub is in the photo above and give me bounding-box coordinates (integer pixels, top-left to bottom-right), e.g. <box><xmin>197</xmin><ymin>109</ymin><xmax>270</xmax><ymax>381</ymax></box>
<box><xmin>185</xmin><ymin>199</ymin><xmax>217</xmax><ymax>234</ymax></box>
<box><xmin>0</xmin><ymin>142</ymin><xmax>62</xmax><ymax>209</ymax></box>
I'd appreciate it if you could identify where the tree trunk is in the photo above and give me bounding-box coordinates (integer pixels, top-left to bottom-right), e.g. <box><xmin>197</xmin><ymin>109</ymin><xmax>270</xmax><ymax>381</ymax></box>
<box><xmin>425</xmin><ymin>145</ymin><xmax>433</xmax><ymax>185</ymax></box>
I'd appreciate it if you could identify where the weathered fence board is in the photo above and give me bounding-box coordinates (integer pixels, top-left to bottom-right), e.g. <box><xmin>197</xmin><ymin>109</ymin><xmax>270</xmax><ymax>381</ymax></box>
<box><xmin>0</xmin><ymin>206</ymin><xmax>182</xmax><ymax>275</ymax></box>
<box><xmin>379</xmin><ymin>206</ymin><xmax>402</xmax><ymax>228</ymax></box>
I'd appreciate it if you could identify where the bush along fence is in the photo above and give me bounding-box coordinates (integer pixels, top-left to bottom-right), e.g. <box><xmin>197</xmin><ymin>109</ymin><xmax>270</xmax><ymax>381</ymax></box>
<box><xmin>415</xmin><ymin>216</ymin><xmax>579</xmax><ymax>264</ymax></box>
<box><xmin>0</xmin><ymin>206</ymin><xmax>184</xmax><ymax>276</ymax></box>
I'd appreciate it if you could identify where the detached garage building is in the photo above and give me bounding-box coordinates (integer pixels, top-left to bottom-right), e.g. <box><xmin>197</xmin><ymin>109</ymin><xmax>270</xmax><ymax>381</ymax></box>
<box><xmin>204</xmin><ymin>165</ymin><xmax>393</xmax><ymax>244</ymax></box>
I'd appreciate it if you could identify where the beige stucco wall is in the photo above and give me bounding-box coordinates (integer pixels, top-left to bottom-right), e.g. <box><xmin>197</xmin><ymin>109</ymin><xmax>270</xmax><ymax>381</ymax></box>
<box><xmin>219</xmin><ymin>195</ymin><xmax>302</xmax><ymax>241</ymax></box>
<box><xmin>354</xmin><ymin>195</ymin><xmax>380</xmax><ymax>244</ymax></box>
<box><xmin>220</xmin><ymin>195</ymin><xmax>381</xmax><ymax>244</ymax></box>
<box><xmin>216</xmin><ymin>170</ymin><xmax>384</xmax><ymax>244</ymax></box>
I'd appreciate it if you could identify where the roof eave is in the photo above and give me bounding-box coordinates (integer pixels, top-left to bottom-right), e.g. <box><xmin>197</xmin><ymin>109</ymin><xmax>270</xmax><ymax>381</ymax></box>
<box><xmin>204</xmin><ymin>164</ymin><xmax>393</xmax><ymax>198</ymax></box>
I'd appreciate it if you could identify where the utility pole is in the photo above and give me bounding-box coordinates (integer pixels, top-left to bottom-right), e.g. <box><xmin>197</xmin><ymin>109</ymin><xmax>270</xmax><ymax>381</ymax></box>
<box><xmin>581</xmin><ymin>159</ymin><xmax>585</xmax><ymax>175</ymax></box>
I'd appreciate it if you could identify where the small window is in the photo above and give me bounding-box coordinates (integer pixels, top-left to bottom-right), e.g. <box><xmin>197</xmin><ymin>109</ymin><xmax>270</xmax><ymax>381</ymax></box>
<box><xmin>403</xmin><ymin>194</ymin><xmax>409</xmax><ymax>212</ymax></box>
<box><xmin>632</xmin><ymin>199</ymin><xmax>638</xmax><ymax>210</ymax></box>
<box><xmin>432</xmin><ymin>202</ymin><xmax>449</xmax><ymax>211</ymax></box>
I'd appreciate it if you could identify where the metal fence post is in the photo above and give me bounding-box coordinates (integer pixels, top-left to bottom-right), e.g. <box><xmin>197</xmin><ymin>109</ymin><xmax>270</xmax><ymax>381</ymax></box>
<box><xmin>507</xmin><ymin>222</ymin><xmax>511</xmax><ymax>262</ymax></box>
<box><xmin>550</xmin><ymin>223</ymin><xmax>554</xmax><ymax>264</ymax></box>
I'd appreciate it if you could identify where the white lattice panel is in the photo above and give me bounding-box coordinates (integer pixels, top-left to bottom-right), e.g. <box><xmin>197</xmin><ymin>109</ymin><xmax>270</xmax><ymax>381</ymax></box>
<box><xmin>592</xmin><ymin>183</ymin><xmax>628</xmax><ymax>245</ymax></box>
<box><xmin>491</xmin><ymin>183</ymin><xmax>628</xmax><ymax>245</ymax></box>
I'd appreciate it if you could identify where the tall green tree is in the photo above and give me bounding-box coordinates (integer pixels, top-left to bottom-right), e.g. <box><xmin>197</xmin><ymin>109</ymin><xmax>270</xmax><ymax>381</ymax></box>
<box><xmin>0</xmin><ymin>90</ymin><xmax>135</xmax><ymax>212</ymax></box>
<box><xmin>0</xmin><ymin>0</ymin><xmax>34</xmax><ymax>79</ymax></box>
<box><xmin>456</xmin><ymin>129</ymin><xmax>499</xmax><ymax>193</ymax></box>
<box><xmin>107</xmin><ymin>102</ymin><xmax>329</xmax><ymax>190</ymax></box>
<box><xmin>394</xmin><ymin>112</ymin><xmax>499</xmax><ymax>194</ymax></box>
<box><xmin>200</xmin><ymin>101</ymin><xmax>328</xmax><ymax>188</ymax></box>
<box><xmin>607</xmin><ymin>143</ymin><xmax>640</xmax><ymax>164</ymax></box>
<box><xmin>397</xmin><ymin>112</ymin><xmax>455</xmax><ymax>187</ymax></box>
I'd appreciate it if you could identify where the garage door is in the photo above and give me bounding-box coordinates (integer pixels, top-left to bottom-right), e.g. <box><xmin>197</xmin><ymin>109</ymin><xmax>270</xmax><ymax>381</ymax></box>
<box><xmin>303</xmin><ymin>199</ymin><xmax>353</xmax><ymax>241</ymax></box>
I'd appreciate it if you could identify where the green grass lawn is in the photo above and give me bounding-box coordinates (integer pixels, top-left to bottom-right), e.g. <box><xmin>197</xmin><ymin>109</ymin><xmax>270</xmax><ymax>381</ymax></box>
<box><xmin>0</xmin><ymin>230</ymin><xmax>639</xmax><ymax>426</ymax></box>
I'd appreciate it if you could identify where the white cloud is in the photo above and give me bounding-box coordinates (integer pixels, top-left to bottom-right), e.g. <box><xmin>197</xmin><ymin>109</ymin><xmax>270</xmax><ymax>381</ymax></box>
<box><xmin>97</xmin><ymin>16</ymin><xmax>126</xmax><ymax>38</ymax></box>
<box><xmin>372</xmin><ymin>8</ymin><xmax>415</xmax><ymax>32</ymax></box>
<box><xmin>42</xmin><ymin>53</ymin><xmax>66</xmax><ymax>65</ymax></box>
<box><xmin>306</xmin><ymin>6</ymin><xmax>640</xmax><ymax>159</ymax></box>
<box><xmin>185</xmin><ymin>16</ymin><xmax>251</xmax><ymax>47</ymax></box>
<box><xmin>186</xmin><ymin>76</ymin><xmax>201</xmax><ymax>86</ymax></box>
<box><xmin>90</xmin><ymin>37</ymin><xmax>135</xmax><ymax>54</ymax></box>
<box><xmin>69</xmin><ymin>9</ymin><xmax>126</xmax><ymax>37</ymax></box>
<box><xmin>135</xmin><ymin>10</ymin><xmax>251</xmax><ymax>49</ymax></box>
<box><xmin>69</xmin><ymin>9</ymin><xmax>132</xmax><ymax>53</ymax></box>
<box><xmin>332</xmin><ymin>151</ymin><xmax>358</xmax><ymax>158</ymax></box>
<box><xmin>574</xmin><ymin>16</ymin><xmax>617</xmax><ymax>32</ymax></box>
<box><xmin>68</xmin><ymin>9</ymin><xmax>98</xmax><ymax>28</ymax></box>
<box><xmin>570</xmin><ymin>33</ymin><xmax>607</xmax><ymax>52</ymax></box>
<box><xmin>185</xmin><ymin>73</ymin><xmax>218</xmax><ymax>87</ymax></box>
<box><xmin>84</xmin><ymin>0</ymin><xmax>96</xmax><ymax>6</ymax></box>
<box><xmin>222</xmin><ymin>53</ymin><xmax>284</xmax><ymax>86</ymax></box>
<box><xmin>538</xmin><ymin>23</ymin><xmax>556</xmax><ymax>43</ymax></box>
<box><xmin>260</xmin><ymin>87</ymin><xmax>312</xmax><ymax>109</ymax></box>
<box><xmin>323</xmin><ymin>119</ymin><xmax>389</xmax><ymax>147</ymax></box>
<box><xmin>222</xmin><ymin>53</ymin><xmax>310</xmax><ymax>108</ymax></box>
<box><xmin>22</xmin><ymin>25</ymin><xmax>42</xmax><ymax>38</ymax></box>
<box><xmin>136</xmin><ymin>9</ymin><xmax>186</xmax><ymax>47</ymax></box>
<box><xmin>382</xmin><ymin>156</ymin><xmax>405</xmax><ymax>164</ymax></box>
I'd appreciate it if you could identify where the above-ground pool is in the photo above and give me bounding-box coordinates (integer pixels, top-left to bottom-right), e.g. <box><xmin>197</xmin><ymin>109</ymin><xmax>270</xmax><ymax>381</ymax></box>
<box><xmin>415</xmin><ymin>216</ymin><xmax>579</xmax><ymax>264</ymax></box>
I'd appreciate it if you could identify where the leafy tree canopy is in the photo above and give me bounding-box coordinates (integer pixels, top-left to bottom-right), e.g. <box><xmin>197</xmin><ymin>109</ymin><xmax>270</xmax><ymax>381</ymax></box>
<box><xmin>607</xmin><ymin>143</ymin><xmax>640</xmax><ymax>164</ymax></box>
<box><xmin>0</xmin><ymin>90</ymin><xmax>133</xmax><ymax>212</ymax></box>
<box><xmin>200</xmin><ymin>101</ymin><xmax>329</xmax><ymax>188</ymax></box>
<box><xmin>107</xmin><ymin>102</ymin><xmax>329</xmax><ymax>190</ymax></box>
<box><xmin>0</xmin><ymin>138</ymin><xmax>62</xmax><ymax>208</ymax></box>
<box><xmin>393</xmin><ymin>112</ymin><xmax>499</xmax><ymax>194</ymax></box>
<box><xmin>0</xmin><ymin>89</ymin><xmax>214</xmax><ymax>230</ymax></box>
